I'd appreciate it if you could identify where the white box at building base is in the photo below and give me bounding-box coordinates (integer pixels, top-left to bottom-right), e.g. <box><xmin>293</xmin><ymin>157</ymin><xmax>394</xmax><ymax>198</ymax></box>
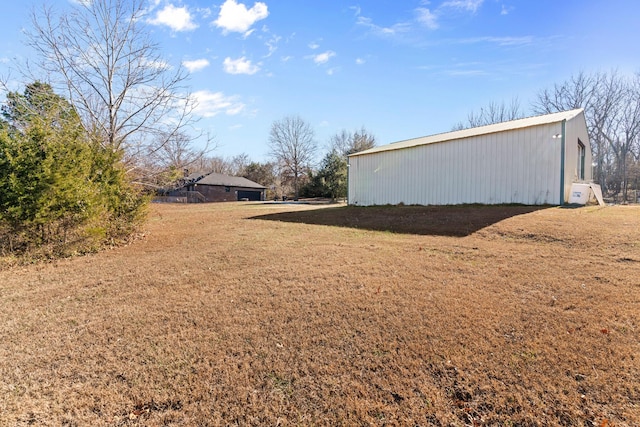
<box><xmin>568</xmin><ymin>183</ymin><xmax>605</xmax><ymax>206</ymax></box>
<box><xmin>569</xmin><ymin>183</ymin><xmax>591</xmax><ymax>204</ymax></box>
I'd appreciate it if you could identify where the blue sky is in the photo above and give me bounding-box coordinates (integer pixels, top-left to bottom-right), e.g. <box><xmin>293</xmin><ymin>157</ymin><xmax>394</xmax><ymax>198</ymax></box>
<box><xmin>1</xmin><ymin>0</ymin><xmax>639</xmax><ymax>162</ymax></box>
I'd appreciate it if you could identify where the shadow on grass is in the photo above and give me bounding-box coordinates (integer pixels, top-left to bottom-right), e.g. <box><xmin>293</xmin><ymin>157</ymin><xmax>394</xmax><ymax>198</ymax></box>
<box><xmin>250</xmin><ymin>204</ymin><xmax>550</xmax><ymax>237</ymax></box>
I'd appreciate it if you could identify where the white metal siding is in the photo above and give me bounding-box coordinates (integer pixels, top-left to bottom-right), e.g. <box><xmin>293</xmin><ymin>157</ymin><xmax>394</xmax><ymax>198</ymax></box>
<box><xmin>348</xmin><ymin>122</ymin><xmax>565</xmax><ymax>206</ymax></box>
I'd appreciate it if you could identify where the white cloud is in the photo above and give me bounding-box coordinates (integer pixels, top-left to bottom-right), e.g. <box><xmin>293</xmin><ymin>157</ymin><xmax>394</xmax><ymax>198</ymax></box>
<box><xmin>441</xmin><ymin>0</ymin><xmax>484</xmax><ymax>13</ymax></box>
<box><xmin>356</xmin><ymin>16</ymin><xmax>412</xmax><ymax>37</ymax></box>
<box><xmin>356</xmin><ymin>58</ymin><xmax>366</xmax><ymax>65</ymax></box>
<box><xmin>223</xmin><ymin>56</ymin><xmax>260</xmax><ymax>75</ymax></box>
<box><xmin>357</xmin><ymin>1</ymin><xmax>486</xmax><ymax>39</ymax></box>
<box><xmin>198</xmin><ymin>7</ymin><xmax>212</xmax><ymax>19</ymax></box>
<box><xmin>458</xmin><ymin>36</ymin><xmax>534</xmax><ymax>46</ymax></box>
<box><xmin>264</xmin><ymin>34</ymin><xmax>281</xmax><ymax>57</ymax></box>
<box><xmin>308</xmin><ymin>41</ymin><xmax>320</xmax><ymax>50</ymax></box>
<box><xmin>416</xmin><ymin>8</ymin><xmax>438</xmax><ymax>29</ymax></box>
<box><xmin>192</xmin><ymin>90</ymin><xmax>245</xmax><ymax>117</ymax></box>
<box><xmin>148</xmin><ymin>4</ymin><xmax>198</xmax><ymax>32</ymax></box>
<box><xmin>183</xmin><ymin>58</ymin><xmax>210</xmax><ymax>73</ymax></box>
<box><xmin>312</xmin><ymin>51</ymin><xmax>336</xmax><ymax>65</ymax></box>
<box><xmin>214</xmin><ymin>0</ymin><xmax>269</xmax><ymax>35</ymax></box>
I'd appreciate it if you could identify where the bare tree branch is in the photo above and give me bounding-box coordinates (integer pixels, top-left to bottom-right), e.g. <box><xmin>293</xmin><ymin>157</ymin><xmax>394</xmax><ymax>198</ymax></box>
<box><xmin>26</xmin><ymin>0</ymin><xmax>199</xmax><ymax>170</ymax></box>
<box><xmin>453</xmin><ymin>97</ymin><xmax>525</xmax><ymax>131</ymax></box>
<box><xmin>268</xmin><ymin>115</ymin><xmax>317</xmax><ymax>200</ymax></box>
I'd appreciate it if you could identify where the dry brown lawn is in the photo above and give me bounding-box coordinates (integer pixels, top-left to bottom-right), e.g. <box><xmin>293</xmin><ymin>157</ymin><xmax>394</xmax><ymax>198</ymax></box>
<box><xmin>0</xmin><ymin>202</ymin><xmax>639</xmax><ymax>426</ymax></box>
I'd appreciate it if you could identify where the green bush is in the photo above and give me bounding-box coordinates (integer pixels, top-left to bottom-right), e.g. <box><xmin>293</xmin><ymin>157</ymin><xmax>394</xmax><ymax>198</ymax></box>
<box><xmin>0</xmin><ymin>82</ymin><xmax>147</xmax><ymax>259</ymax></box>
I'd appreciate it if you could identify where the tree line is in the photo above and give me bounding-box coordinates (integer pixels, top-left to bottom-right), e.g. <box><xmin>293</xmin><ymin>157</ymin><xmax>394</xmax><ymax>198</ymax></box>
<box><xmin>157</xmin><ymin>121</ymin><xmax>377</xmax><ymax>202</ymax></box>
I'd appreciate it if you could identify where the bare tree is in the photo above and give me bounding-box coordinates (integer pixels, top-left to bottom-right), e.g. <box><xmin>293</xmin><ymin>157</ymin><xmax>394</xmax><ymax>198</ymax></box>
<box><xmin>533</xmin><ymin>71</ymin><xmax>640</xmax><ymax>200</ymax></box>
<box><xmin>598</xmin><ymin>73</ymin><xmax>640</xmax><ymax>201</ymax></box>
<box><xmin>328</xmin><ymin>129</ymin><xmax>351</xmax><ymax>156</ymax></box>
<box><xmin>329</xmin><ymin>127</ymin><xmax>376</xmax><ymax>156</ymax></box>
<box><xmin>268</xmin><ymin>115</ymin><xmax>317</xmax><ymax>200</ymax></box>
<box><xmin>533</xmin><ymin>71</ymin><xmax>606</xmax><ymax>185</ymax></box>
<box><xmin>532</xmin><ymin>72</ymin><xmax>596</xmax><ymax>115</ymax></box>
<box><xmin>136</xmin><ymin>131</ymin><xmax>213</xmax><ymax>188</ymax></box>
<box><xmin>452</xmin><ymin>98</ymin><xmax>525</xmax><ymax>130</ymax></box>
<box><xmin>192</xmin><ymin>153</ymin><xmax>250</xmax><ymax>176</ymax></box>
<box><xmin>229</xmin><ymin>153</ymin><xmax>250</xmax><ymax>176</ymax></box>
<box><xmin>26</xmin><ymin>0</ymin><xmax>198</xmax><ymax>169</ymax></box>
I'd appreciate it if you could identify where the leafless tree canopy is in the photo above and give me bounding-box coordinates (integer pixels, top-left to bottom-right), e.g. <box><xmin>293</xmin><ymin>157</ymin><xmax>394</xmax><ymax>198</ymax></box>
<box><xmin>329</xmin><ymin>127</ymin><xmax>377</xmax><ymax>156</ymax></box>
<box><xmin>268</xmin><ymin>115</ymin><xmax>317</xmax><ymax>199</ymax></box>
<box><xmin>534</xmin><ymin>71</ymin><xmax>640</xmax><ymax>201</ymax></box>
<box><xmin>26</xmin><ymin>0</ymin><xmax>197</xmax><ymax>167</ymax></box>
<box><xmin>452</xmin><ymin>98</ymin><xmax>525</xmax><ymax>131</ymax></box>
<box><xmin>191</xmin><ymin>153</ymin><xmax>251</xmax><ymax>177</ymax></box>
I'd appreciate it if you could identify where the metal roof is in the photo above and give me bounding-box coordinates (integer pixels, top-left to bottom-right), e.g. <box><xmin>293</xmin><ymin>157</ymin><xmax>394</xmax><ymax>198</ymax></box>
<box><xmin>195</xmin><ymin>172</ymin><xmax>266</xmax><ymax>189</ymax></box>
<box><xmin>349</xmin><ymin>108</ymin><xmax>585</xmax><ymax>157</ymax></box>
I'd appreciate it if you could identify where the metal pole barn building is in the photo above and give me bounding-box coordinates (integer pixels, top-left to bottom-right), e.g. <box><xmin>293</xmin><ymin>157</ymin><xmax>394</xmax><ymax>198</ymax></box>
<box><xmin>347</xmin><ymin>109</ymin><xmax>593</xmax><ymax>206</ymax></box>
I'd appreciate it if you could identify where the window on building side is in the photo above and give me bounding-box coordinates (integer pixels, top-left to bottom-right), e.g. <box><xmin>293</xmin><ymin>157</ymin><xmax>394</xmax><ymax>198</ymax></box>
<box><xmin>578</xmin><ymin>139</ymin><xmax>586</xmax><ymax>180</ymax></box>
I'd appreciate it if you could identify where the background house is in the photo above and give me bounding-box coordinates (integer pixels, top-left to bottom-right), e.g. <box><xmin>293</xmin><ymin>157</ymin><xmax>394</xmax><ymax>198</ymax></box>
<box><xmin>164</xmin><ymin>172</ymin><xmax>266</xmax><ymax>203</ymax></box>
<box><xmin>348</xmin><ymin>109</ymin><xmax>592</xmax><ymax>206</ymax></box>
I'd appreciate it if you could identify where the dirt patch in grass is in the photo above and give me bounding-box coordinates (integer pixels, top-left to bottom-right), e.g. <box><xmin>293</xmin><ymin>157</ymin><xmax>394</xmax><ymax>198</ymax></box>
<box><xmin>1</xmin><ymin>202</ymin><xmax>639</xmax><ymax>426</ymax></box>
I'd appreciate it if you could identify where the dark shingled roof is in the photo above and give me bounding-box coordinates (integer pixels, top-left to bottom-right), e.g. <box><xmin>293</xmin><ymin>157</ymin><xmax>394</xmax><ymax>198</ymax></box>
<box><xmin>195</xmin><ymin>172</ymin><xmax>266</xmax><ymax>189</ymax></box>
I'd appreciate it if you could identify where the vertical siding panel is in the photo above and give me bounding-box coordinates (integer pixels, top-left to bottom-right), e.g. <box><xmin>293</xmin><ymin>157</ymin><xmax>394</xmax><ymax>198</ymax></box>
<box><xmin>432</xmin><ymin>143</ymin><xmax>441</xmax><ymax>204</ymax></box>
<box><xmin>448</xmin><ymin>141</ymin><xmax>455</xmax><ymax>204</ymax></box>
<box><xmin>541</xmin><ymin>125</ymin><xmax>550</xmax><ymax>204</ymax></box>
<box><xmin>484</xmin><ymin>134</ymin><xmax>491</xmax><ymax>204</ymax></box>
<box><xmin>547</xmin><ymin>124</ymin><xmax>557</xmax><ymax>204</ymax></box>
<box><xmin>431</xmin><ymin>143</ymin><xmax>440</xmax><ymax>204</ymax></box>
<box><xmin>428</xmin><ymin>144</ymin><xmax>435</xmax><ymax>204</ymax></box>
<box><xmin>463</xmin><ymin>138</ymin><xmax>471</xmax><ymax>203</ymax></box>
<box><xmin>414</xmin><ymin>147</ymin><xmax>421</xmax><ymax>204</ymax></box>
<box><xmin>495</xmin><ymin>133</ymin><xmax>503</xmax><ymax>203</ymax></box>
<box><xmin>465</xmin><ymin>138</ymin><xmax>473</xmax><ymax>204</ymax></box>
<box><xmin>493</xmin><ymin>133</ymin><xmax>501</xmax><ymax>203</ymax></box>
<box><xmin>437</xmin><ymin>143</ymin><xmax>443</xmax><ymax>205</ymax></box>
<box><xmin>522</xmin><ymin>127</ymin><xmax>531</xmax><ymax>204</ymax></box>
<box><xmin>512</xmin><ymin>130</ymin><xmax>521</xmax><ymax>203</ymax></box>
<box><xmin>447</xmin><ymin>141</ymin><xmax>455</xmax><ymax>204</ymax></box>
<box><xmin>408</xmin><ymin>148</ymin><xmax>415</xmax><ymax>204</ymax></box>
<box><xmin>505</xmin><ymin>130</ymin><xmax>515</xmax><ymax>203</ymax></box>
<box><xmin>422</xmin><ymin>145</ymin><xmax>429</xmax><ymax>204</ymax></box>
<box><xmin>487</xmin><ymin>134</ymin><xmax>496</xmax><ymax>204</ymax></box>
<box><xmin>528</xmin><ymin>127</ymin><xmax>536</xmax><ymax>204</ymax></box>
<box><xmin>491</xmin><ymin>134</ymin><xmax>499</xmax><ymax>204</ymax></box>
<box><xmin>440</xmin><ymin>142</ymin><xmax>447</xmax><ymax>204</ymax></box>
<box><xmin>422</xmin><ymin>146</ymin><xmax>429</xmax><ymax>205</ymax></box>
<box><xmin>523</xmin><ymin>128</ymin><xmax>533</xmax><ymax>204</ymax></box>
<box><xmin>540</xmin><ymin>125</ymin><xmax>550</xmax><ymax>204</ymax></box>
<box><xmin>461</xmin><ymin>139</ymin><xmax>468</xmax><ymax>203</ymax></box>
<box><xmin>448</xmin><ymin>141</ymin><xmax>457</xmax><ymax>204</ymax></box>
<box><xmin>474</xmin><ymin>135</ymin><xmax>482</xmax><ymax>203</ymax></box>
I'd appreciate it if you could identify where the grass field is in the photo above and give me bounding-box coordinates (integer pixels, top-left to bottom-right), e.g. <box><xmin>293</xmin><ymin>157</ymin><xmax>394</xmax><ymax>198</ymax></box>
<box><xmin>1</xmin><ymin>202</ymin><xmax>639</xmax><ymax>426</ymax></box>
